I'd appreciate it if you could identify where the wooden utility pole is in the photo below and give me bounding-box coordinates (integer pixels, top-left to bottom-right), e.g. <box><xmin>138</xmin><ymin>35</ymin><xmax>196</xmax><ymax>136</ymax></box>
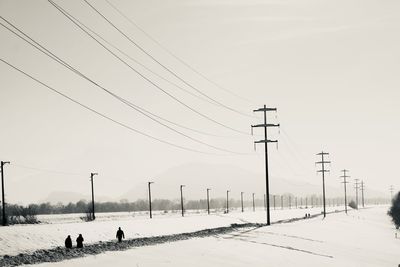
<box><xmin>360</xmin><ymin>181</ymin><xmax>365</xmax><ymax>208</ymax></box>
<box><xmin>354</xmin><ymin>179</ymin><xmax>359</xmax><ymax>209</ymax></box>
<box><xmin>273</xmin><ymin>195</ymin><xmax>276</xmax><ymax>210</ymax></box>
<box><xmin>148</xmin><ymin>182</ymin><xmax>154</xmax><ymax>218</ymax></box>
<box><xmin>252</xmin><ymin>193</ymin><xmax>255</xmax><ymax>212</ymax></box>
<box><xmin>90</xmin><ymin>172</ymin><xmax>98</xmax><ymax>220</ymax></box>
<box><xmin>1</xmin><ymin>161</ymin><xmax>10</xmax><ymax>226</ymax></box>
<box><xmin>252</xmin><ymin>105</ymin><xmax>279</xmax><ymax>225</ymax></box>
<box><xmin>226</xmin><ymin>190</ymin><xmax>230</xmax><ymax>213</ymax></box>
<box><xmin>180</xmin><ymin>185</ymin><xmax>185</xmax><ymax>217</ymax></box>
<box><xmin>241</xmin><ymin>192</ymin><xmax>244</xmax><ymax>212</ymax></box>
<box><xmin>316</xmin><ymin>152</ymin><xmax>330</xmax><ymax>218</ymax></box>
<box><xmin>207</xmin><ymin>188</ymin><xmax>211</xmax><ymax>214</ymax></box>
<box><xmin>340</xmin><ymin>169</ymin><xmax>350</xmax><ymax>214</ymax></box>
<box><xmin>390</xmin><ymin>185</ymin><xmax>394</xmax><ymax>200</ymax></box>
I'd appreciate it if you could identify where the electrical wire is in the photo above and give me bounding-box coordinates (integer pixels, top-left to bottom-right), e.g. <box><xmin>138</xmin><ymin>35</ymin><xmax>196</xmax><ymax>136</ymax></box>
<box><xmin>12</xmin><ymin>163</ymin><xmax>84</xmax><ymax>176</ymax></box>
<box><xmin>105</xmin><ymin>0</ymin><xmax>257</xmax><ymax>106</ymax></box>
<box><xmin>82</xmin><ymin>0</ymin><xmax>255</xmax><ymax>119</ymax></box>
<box><xmin>0</xmin><ymin>17</ymin><xmax>249</xmax><ymax>154</ymax></box>
<box><xmin>0</xmin><ymin>58</ymin><xmax>220</xmax><ymax>155</ymax></box>
<box><xmin>48</xmin><ymin>0</ymin><xmax>250</xmax><ymax>136</ymax></box>
<box><xmin>38</xmin><ymin>5</ymin><xmax>235</xmax><ymax>138</ymax></box>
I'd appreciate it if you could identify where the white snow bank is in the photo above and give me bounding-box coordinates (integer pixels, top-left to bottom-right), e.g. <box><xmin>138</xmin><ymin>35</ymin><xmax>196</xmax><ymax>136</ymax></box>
<box><xmin>0</xmin><ymin>206</ymin><xmax>340</xmax><ymax>256</ymax></box>
<box><xmin>33</xmin><ymin>206</ymin><xmax>399</xmax><ymax>267</ymax></box>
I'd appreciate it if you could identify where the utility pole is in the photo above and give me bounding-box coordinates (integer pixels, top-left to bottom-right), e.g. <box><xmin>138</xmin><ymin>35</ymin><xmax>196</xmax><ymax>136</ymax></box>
<box><xmin>273</xmin><ymin>195</ymin><xmax>276</xmax><ymax>210</ymax></box>
<box><xmin>148</xmin><ymin>182</ymin><xmax>154</xmax><ymax>218</ymax></box>
<box><xmin>252</xmin><ymin>193</ymin><xmax>255</xmax><ymax>212</ymax></box>
<box><xmin>316</xmin><ymin>151</ymin><xmax>330</xmax><ymax>218</ymax></box>
<box><xmin>180</xmin><ymin>185</ymin><xmax>185</xmax><ymax>217</ymax></box>
<box><xmin>90</xmin><ymin>172</ymin><xmax>98</xmax><ymax>220</ymax></box>
<box><xmin>207</xmin><ymin>188</ymin><xmax>211</xmax><ymax>215</ymax></box>
<box><xmin>241</xmin><ymin>192</ymin><xmax>244</xmax><ymax>212</ymax></box>
<box><xmin>360</xmin><ymin>181</ymin><xmax>365</xmax><ymax>208</ymax></box>
<box><xmin>1</xmin><ymin>161</ymin><xmax>10</xmax><ymax>226</ymax></box>
<box><xmin>340</xmin><ymin>169</ymin><xmax>350</xmax><ymax>214</ymax></box>
<box><xmin>264</xmin><ymin>194</ymin><xmax>266</xmax><ymax>210</ymax></box>
<box><xmin>390</xmin><ymin>185</ymin><xmax>394</xmax><ymax>200</ymax></box>
<box><xmin>252</xmin><ymin>105</ymin><xmax>279</xmax><ymax>225</ymax></box>
<box><xmin>305</xmin><ymin>197</ymin><xmax>308</xmax><ymax>208</ymax></box>
<box><xmin>226</xmin><ymin>190</ymin><xmax>230</xmax><ymax>213</ymax></box>
<box><xmin>354</xmin><ymin>179</ymin><xmax>359</xmax><ymax>209</ymax></box>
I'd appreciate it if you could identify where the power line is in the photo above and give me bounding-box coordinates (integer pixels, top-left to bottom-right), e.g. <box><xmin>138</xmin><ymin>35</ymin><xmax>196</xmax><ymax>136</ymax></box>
<box><xmin>0</xmin><ymin>20</ymin><xmax>226</xmax><ymax>140</ymax></box>
<box><xmin>104</xmin><ymin>0</ymin><xmax>257</xmax><ymax>106</ymax></box>
<box><xmin>47</xmin><ymin>1</ymin><xmax>250</xmax><ymax>136</ymax></box>
<box><xmin>81</xmin><ymin>0</ymin><xmax>254</xmax><ymax>119</ymax></box>
<box><xmin>0</xmin><ymin>58</ymin><xmax>218</xmax><ymax>155</ymax></box>
<box><xmin>0</xmin><ymin>17</ymin><xmax>248</xmax><ymax>155</ymax></box>
<box><xmin>12</xmin><ymin>163</ymin><xmax>84</xmax><ymax>176</ymax></box>
<box><xmin>37</xmin><ymin>4</ymin><xmax>237</xmax><ymax>139</ymax></box>
<box><xmin>52</xmin><ymin>2</ymin><xmax>223</xmax><ymax>112</ymax></box>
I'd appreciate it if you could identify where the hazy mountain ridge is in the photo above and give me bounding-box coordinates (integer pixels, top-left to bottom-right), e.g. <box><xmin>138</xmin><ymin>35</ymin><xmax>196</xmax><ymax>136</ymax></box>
<box><xmin>40</xmin><ymin>163</ymin><xmax>386</xmax><ymax>204</ymax></box>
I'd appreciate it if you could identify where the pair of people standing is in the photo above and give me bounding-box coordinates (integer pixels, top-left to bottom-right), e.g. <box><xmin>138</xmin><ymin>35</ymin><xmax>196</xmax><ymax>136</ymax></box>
<box><xmin>65</xmin><ymin>234</ymin><xmax>84</xmax><ymax>249</ymax></box>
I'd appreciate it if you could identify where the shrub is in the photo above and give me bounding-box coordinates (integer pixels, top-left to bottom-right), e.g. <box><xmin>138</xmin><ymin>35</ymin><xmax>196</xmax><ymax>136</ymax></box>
<box><xmin>388</xmin><ymin>192</ymin><xmax>400</xmax><ymax>228</ymax></box>
<box><xmin>80</xmin><ymin>205</ymin><xmax>94</xmax><ymax>222</ymax></box>
<box><xmin>1</xmin><ymin>204</ymin><xmax>38</xmax><ymax>225</ymax></box>
<box><xmin>348</xmin><ymin>200</ymin><xmax>357</xmax><ymax>209</ymax></box>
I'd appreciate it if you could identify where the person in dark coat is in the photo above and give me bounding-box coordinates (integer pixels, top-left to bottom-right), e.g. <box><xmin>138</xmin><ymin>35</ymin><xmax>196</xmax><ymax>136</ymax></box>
<box><xmin>116</xmin><ymin>227</ymin><xmax>125</xmax><ymax>242</ymax></box>
<box><xmin>76</xmin><ymin>234</ymin><xmax>84</xmax><ymax>248</ymax></box>
<box><xmin>65</xmin><ymin>235</ymin><xmax>72</xmax><ymax>249</ymax></box>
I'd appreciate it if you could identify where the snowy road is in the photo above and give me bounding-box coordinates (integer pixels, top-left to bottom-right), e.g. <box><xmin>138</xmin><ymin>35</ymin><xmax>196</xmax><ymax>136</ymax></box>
<box><xmin>31</xmin><ymin>206</ymin><xmax>400</xmax><ymax>267</ymax></box>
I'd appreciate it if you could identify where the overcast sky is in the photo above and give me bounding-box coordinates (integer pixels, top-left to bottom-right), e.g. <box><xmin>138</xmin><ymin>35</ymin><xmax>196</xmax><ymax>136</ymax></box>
<box><xmin>0</xmin><ymin>0</ymin><xmax>399</xmax><ymax>204</ymax></box>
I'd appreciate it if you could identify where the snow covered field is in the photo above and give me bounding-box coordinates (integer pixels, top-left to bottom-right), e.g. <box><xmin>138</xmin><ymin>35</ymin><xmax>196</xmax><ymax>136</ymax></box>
<box><xmin>0</xmin><ymin>206</ymin><xmax>340</xmax><ymax>257</ymax></box>
<box><xmin>32</xmin><ymin>206</ymin><xmax>399</xmax><ymax>267</ymax></box>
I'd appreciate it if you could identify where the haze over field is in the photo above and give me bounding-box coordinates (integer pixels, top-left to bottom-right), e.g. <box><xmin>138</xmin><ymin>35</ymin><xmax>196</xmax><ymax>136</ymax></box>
<box><xmin>0</xmin><ymin>0</ymin><xmax>399</xmax><ymax>204</ymax></box>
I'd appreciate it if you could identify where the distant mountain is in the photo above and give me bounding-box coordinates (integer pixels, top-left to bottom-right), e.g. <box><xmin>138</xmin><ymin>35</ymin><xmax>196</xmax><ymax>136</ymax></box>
<box><xmin>41</xmin><ymin>191</ymin><xmax>114</xmax><ymax>204</ymax></box>
<box><xmin>120</xmin><ymin>162</ymin><xmax>387</xmax><ymax>201</ymax></box>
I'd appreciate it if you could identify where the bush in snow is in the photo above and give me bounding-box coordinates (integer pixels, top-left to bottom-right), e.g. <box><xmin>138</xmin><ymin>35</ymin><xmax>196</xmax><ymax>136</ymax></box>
<box><xmin>0</xmin><ymin>204</ymin><xmax>38</xmax><ymax>225</ymax></box>
<box><xmin>388</xmin><ymin>192</ymin><xmax>400</xmax><ymax>229</ymax></box>
<box><xmin>81</xmin><ymin>205</ymin><xmax>94</xmax><ymax>222</ymax></box>
<box><xmin>348</xmin><ymin>200</ymin><xmax>357</xmax><ymax>209</ymax></box>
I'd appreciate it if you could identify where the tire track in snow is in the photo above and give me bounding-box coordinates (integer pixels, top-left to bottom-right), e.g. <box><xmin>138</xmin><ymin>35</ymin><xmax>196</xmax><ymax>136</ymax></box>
<box><xmin>232</xmin><ymin>237</ymin><xmax>333</xmax><ymax>259</ymax></box>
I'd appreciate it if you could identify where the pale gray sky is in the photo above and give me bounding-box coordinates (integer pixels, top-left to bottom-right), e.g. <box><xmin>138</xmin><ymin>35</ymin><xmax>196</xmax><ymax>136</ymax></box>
<box><xmin>0</xmin><ymin>0</ymin><xmax>399</xmax><ymax>204</ymax></box>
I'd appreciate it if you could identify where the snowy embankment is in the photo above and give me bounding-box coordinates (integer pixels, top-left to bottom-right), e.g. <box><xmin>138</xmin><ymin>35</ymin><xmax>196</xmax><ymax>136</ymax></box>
<box><xmin>0</xmin><ymin>207</ymin><xmax>339</xmax><ymax>257</ymax></box>
<box><xmin>33</xmin><ymin>206</ymin><xmax>399</xmax><ymax>267</ymax></box>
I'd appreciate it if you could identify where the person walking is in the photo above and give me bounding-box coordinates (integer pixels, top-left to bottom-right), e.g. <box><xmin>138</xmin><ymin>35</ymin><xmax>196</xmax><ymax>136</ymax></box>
<box><xmin>65</xmin><ymin>235</ymin><xmax>72</xmax><ymax>249</ymax></box>
<box><xmin>116</xmin><ymin>227</ymin><xmax>125</xmax><ymax>242</ymax></box>
<box><xmin>76</xmin><ymin>234</ymin><xmax>84</xmax><ymax>248</ymax></box>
